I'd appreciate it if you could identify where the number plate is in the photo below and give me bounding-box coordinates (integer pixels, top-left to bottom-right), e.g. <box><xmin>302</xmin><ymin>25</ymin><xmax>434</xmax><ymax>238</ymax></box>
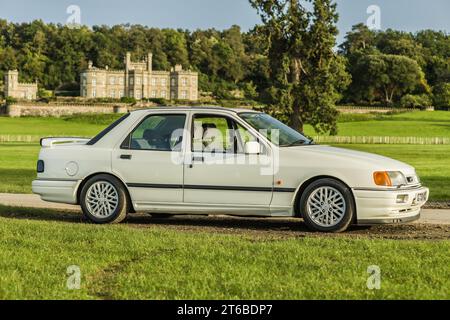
<box><xmin>415</xmin><ymin>191</ymin><xmax>427</xmax><ymax>203</ymax></box>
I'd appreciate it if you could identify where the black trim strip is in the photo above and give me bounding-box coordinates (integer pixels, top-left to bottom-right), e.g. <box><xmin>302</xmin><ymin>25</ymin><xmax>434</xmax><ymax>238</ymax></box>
<box><xmin>36</xmin><ymin>178</ymin><xmax>79</xmax><ymax>182</ymax></box>
<box><xmin>127</xmin><ymin>183</ymin><xmax>295</xmax><ymax>193</ymax></box>
<box><xmin>127</xmin><ymin>183</ymin><xmax>183</xmax><ymax>189</ymax></box>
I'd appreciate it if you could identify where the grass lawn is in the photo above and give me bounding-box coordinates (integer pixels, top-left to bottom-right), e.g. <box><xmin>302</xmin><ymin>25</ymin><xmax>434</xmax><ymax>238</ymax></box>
<box><xmin>0</xmin><ymin>142</ymin><xmax>448</xmax><ymax>200</ymax></box>
<box><xmin>0</xmin><ymin>114</ymin><xmax>121</xmax><ymax>138</ymax></box>
<box><xmin>0</xmin><ymin>205</ymin><xmax>448</xmax><ymax>300</ymax></box>
<box><xmin>304</xmin><ymin>111</ymin><xmax>450</xmax><ymax>137</ymax></box>
<box><xmin>1</xmin><ymin>111</ymin><xmax>450</xmax><ymax>139</ymax></box>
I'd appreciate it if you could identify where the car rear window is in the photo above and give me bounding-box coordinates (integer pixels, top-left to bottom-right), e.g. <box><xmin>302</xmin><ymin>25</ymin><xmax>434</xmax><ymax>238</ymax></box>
<box><xmin>87</xmin><ymin>113</ymin><xmax>131</xmax><ymax>146</ymax></box>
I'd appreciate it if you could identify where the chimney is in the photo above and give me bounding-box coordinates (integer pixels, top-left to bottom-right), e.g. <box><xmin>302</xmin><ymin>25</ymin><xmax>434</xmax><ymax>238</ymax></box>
<box><xmin>88</xmin><ymin>61</ymin><xmax>93</xmax><ymax>69</ymax></box>
<box><xmin>125</xmin><ymin>52</ymin><xmax>131</xmax><ymax>70</ymax></box>
<box><xmin>147</xmin><ymin>52</ymin><xmax>153</xmax><ymax>72</ymax></box>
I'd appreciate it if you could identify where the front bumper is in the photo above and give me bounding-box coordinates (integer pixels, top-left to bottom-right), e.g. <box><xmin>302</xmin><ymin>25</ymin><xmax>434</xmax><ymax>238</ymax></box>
<box><xmin>353</xmin><ymin>186</ymin><xmax>429</xmax><ymax>225</ymax></box>
<box><xmin>32</xmin><ymin>179</ymin><xmax>81</xmax><ymax>205</ymax></box>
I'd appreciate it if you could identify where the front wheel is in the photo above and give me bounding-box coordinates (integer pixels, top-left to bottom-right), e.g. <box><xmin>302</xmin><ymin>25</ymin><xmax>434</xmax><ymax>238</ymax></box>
<box><xmin>300</xmin><ymin>178</ymin><xmax>355</xmax><ymax>233</ymax></box>
<box><xmin>80</xmin><ymin>174</ymin><xmax>128</xmax><ymax>224</ymax></box>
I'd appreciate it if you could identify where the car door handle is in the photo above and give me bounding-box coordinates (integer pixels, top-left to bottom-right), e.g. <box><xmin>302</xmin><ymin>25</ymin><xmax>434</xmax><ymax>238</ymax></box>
<box><xmin>193</xmin><ymin>156</ymin><xmax>204</xmax><ymax>162</ymax></box>
<box><xmin>120</xmin><ymin>154</ymin><xmax>132</xmax><ymax>160</ymax></box>
<box><xmin>189</xmin><ymin>156</ymin><xmax>204</xmax><ymax>168</ymax></box>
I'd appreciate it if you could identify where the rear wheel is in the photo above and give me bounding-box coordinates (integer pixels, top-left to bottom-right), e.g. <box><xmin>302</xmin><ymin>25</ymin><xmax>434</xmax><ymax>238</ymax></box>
<box><xmin>300</xmin><ymin>178</ymin><xmax>355</xmax><ymax>233</ymax></box>
<box><xmin>80</xmin><ymin>174</ymin><xmax>128</xmax><ymax>224</ymax></box>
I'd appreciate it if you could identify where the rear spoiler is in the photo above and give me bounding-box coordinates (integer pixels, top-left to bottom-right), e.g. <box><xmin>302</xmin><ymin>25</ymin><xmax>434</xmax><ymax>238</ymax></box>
<box><xmin>40</xmin><ymin>137</ymin><xmax>92</xmax><ymax>148</ymax></box>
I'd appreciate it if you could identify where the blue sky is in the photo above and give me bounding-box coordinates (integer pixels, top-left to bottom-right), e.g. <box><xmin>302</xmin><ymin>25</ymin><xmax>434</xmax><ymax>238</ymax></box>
<box><xmin>0</xmin><ymin>0</ymin><xmax>449</xmax><ymax>44</ymax></box>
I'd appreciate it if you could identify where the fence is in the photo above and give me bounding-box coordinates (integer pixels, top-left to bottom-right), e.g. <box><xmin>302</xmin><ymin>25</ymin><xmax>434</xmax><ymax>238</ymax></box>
<box><xmin>1</xmin><ymin>134</ymin><xmax>449</xmax><ymax>145</ymax></box>
<box><xmin>336</xmin><ymin>106</ymin><xmax>435</xmax><ymax>113</ymax></box>
<box><xmin>312</xmin><ymin>136</ymin><xmax>450</xmax><ymax>145</ymax></box>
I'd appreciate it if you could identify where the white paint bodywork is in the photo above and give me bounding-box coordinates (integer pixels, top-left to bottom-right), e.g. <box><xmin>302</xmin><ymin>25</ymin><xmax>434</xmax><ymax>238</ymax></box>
<box><xmin>32</xmin><ymin>107</ymin><xmax>429</xmax><ymax>224</ymax></box>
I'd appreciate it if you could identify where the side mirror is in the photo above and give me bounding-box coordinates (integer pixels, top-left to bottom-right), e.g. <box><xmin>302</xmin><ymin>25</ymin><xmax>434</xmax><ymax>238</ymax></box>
<box><xmin>245</xmin><ymin>141</ymin><xmax>261</xmax><ymax>155</ymax></box>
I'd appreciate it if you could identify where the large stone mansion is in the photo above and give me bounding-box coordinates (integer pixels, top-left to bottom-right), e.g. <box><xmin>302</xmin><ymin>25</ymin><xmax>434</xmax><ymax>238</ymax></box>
<box><xmin>80</xmin><ymin>52</ymin><xmax>198</xmax><ymax>101</ymax></box>
<box><xmin>4</xmin><ymin>70</ymin><xmax>38</xmax><ymax>100</ymax></box>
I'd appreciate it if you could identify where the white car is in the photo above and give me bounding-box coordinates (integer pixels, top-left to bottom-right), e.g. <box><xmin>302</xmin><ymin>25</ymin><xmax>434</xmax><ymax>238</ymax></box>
<box><xmin>32</xmin><ymin>107</ymin><xmax>429</xmax><ymax>232</ymax></box>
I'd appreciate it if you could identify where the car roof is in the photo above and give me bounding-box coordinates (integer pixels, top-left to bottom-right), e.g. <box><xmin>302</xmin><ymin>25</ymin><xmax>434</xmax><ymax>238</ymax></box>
<box><xmin>130</xmin><ymin>106</ymin><xmax>262</xmax><ymax>115</ymax></box>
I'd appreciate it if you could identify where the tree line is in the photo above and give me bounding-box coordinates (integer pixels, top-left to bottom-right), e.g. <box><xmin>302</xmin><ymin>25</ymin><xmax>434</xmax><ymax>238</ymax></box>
<box><xmin>0</xmin><ymin>1</ymin><xmax>449</xmax><ymax>134</ymax></box>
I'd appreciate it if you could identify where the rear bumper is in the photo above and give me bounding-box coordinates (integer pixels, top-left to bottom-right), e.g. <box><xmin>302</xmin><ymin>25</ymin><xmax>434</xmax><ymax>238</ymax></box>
<box><xmin>353</xmin><ymin>186</ymin><xmax>429</xmax><ymax>225</ymax></box>
<box><xmin>32</xmin><ymin>179</ymin><xmax>81</xmax><ymax>205</ymax></box>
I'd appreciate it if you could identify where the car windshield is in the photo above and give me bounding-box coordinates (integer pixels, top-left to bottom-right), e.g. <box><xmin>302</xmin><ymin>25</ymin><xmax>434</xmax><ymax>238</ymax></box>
<box><xmin>239</xmin><ymin>112</ymin><xmax>312</xmax><ymax>147</ymax></box>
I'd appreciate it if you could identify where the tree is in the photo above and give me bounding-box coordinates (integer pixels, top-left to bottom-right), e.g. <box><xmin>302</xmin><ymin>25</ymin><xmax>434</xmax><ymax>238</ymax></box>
<box><xmin>433</xmin><ymin>82</ymin><xmax>450</xmax><ymax>109</ymax></box>
<box><xmin>250</xmin><ymin>0</ymin><xmax>349</xmax><ymax>134</ymax></box>
<box><xmin>354</xmin><ymin>54</ymin><xmax>428</xmax><ymax>105</ymax></box>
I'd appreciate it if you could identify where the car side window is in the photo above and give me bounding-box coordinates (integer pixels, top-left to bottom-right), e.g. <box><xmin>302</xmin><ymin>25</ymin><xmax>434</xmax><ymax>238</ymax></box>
<box><xmin>123</xmin><ymin>114</ymin><xmax>186</xmax><ymax>151</ymax></box>
<box><xmin>192</xmin><ymin>115</ymin><xmax>257</xmax><ymax>154</ymax></box>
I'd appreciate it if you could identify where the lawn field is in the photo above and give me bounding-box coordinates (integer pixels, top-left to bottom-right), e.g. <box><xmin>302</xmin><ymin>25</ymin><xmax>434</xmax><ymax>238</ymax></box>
<box><xmin>0</xmin><ymin>114</ymin><xmax>121</xmax><ymax>138</ymax></box>
<box><xmin>1</xmin><ymin>142</ymin><xmax>448</xmax><ymax>200</ymax></box>
<box><xmin>0</xmin><ymin>205</ymin><xmax>448</xmax><ymax>300</ymax></box>
<box><xmin>1</xmin><ymin>111</ymin><xmax>450</xmax><ymax>139</ymax></box>
<box><xmin>304</xmin><ymin>111</ymin><xmax>450</xmax><ymax>137</ymax></box>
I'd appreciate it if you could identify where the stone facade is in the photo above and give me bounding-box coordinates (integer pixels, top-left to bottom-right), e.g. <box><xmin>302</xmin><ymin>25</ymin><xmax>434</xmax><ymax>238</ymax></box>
<box><xmin>80</xmin><ymin>52</ymin><xmax>198</xmax><ymax>101</ymax></box>
<box><xmin>4</xmin><ymin>70</ymin><xmax>38</xmax><ymax>100</ymax></box>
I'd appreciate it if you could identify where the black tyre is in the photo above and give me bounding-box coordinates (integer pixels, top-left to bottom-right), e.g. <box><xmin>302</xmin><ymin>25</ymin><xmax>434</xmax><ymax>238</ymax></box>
<box><xmin>299</xmin><ymin>178</ymin><xmax>355</xmax><ymax>233</ymax></box>
<box><xmin>80</xmin><ymin>174</ymin><xmax>128</xmax><ymax>224</ymax></box>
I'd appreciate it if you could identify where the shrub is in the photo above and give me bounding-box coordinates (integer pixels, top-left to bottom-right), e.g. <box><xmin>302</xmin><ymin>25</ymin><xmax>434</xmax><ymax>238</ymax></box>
<box><xmin>433</xmin><ymin>83</ymin><xmax>450</xmax><ymax>109</ymax></box>
<box><xmin>5</xmin><ymin>96</ymin><xmax>17</xmax><ymax>105</ymax></box>
<box><xmin>400</xmin><ymin>94</ymin><xmax>432</xmax><ymax>109</ymax></box>
<box><xmin>120</xmin><ymin>97</ymin><xmax>137</xmax><ymax>104</ymax></box>
<box><xmin>145</xmin><ymin>98</ymin><xmax>168</xmax><ymax>105</ymax></box>
<box><xmin>242</xmin><ymin>81</ymin><xmax>259</xmax><ymax>100</ymax></box>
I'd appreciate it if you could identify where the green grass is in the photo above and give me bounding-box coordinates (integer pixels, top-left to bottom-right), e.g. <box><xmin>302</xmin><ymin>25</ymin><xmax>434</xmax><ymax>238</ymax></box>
<box><xmin>0</xmin><ymin>205</ymin><xmax>448</xmax><ymax>300</ymax></box>
<box><xmin>0</xmin><ymin>143</ymin><xmax>40</xmax><ymax>193</ymax></box>
<box><xmin>0</xmin><ymin>143</ymin><xmax>448</xmax><ymax>201</ymax></box>
<box><xmin>2</xmin><ymin>111</ymin><xmax>450</xmax><ymax>139</ymax></box>
<box><xmin>0</xmin><ymin>114</ymin><xmax>121</xmax><ymax>137</ymax></box>
<box><xmin>304</xmin><ymin>111</ymin><xmax>450</xmax><ymax>137</ymax></box>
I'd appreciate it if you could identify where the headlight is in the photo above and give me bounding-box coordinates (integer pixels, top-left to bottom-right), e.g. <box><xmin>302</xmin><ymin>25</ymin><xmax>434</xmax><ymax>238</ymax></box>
<box><xmin>373</xmin><ymin>171</ymin><xmax>407</xmax><ymax>187</ymax></box>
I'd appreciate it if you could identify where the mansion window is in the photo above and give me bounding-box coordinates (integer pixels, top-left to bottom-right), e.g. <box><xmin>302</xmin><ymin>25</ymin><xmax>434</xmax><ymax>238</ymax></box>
<box><xmin>92</xmin><ymin>79</ymin><xmax>97</xmax><ymax>86</ymax></box>
<box><xmin>171</xmin><ymin>78</ymin><xmax>176</xmax><ymax>86</ymax></box>
<box><xmin>171</xmin><ymin>91</ymin><xmax>176</xmax><ymax>99</ymax></box>
<box><xmin>136</xmin><ymin>77</ymin><xmax>141</xmax><ymax>85</ymax></box>
<box><xmin>136</xmin><ymin>90</ymin><xmax>141</xmax><ymax>99</ymax></box>
<box><xmin>151</xmin><ymin>78</ymin><xmax>157</xmax><ymax>86</ymax></box>
<box><xmin>110</xmin><ymin>77</ymin><xmax>115</xmax><ymax>85</ymax></box>
<box><xmin>161</xmin><ymin>78</ymin><xmax>167</xmax><ymax>86</ymax></box>
<box><xmin>119</xmin><ymin>90</ymin><xmax>124</xmax><ymax>98</ymax></box>
<box><xmin>110</xmin><ymin>90</ymin><xmax>115</xmax><ymax>98</ymax></box>
<box><xmin>151</xmin><ymin>90</ymin><xmax>157</xmax><ymax>98</ymax></box>
<box><xmin>92</xmin><ymin>89</ymin><xmax>97</xmax><ymax>98</ymax></box>
<box><xmin>181</xmin><ymin>90</ymin><xmax>188</xmax><ymax>99</ymax></box>
<box><xmin>182</xmin><ymin>78</ymin><xmax>187</xmax><ymax>86</ymax></box>
<box><xmin>161</xmin><ymin>90</ymin><xmax>167</xmax><ymax>99</ymax></box>
<box><xmin>130</xmin><ymin>77</ymin><xmax>134</xmax><ymax>85</ymax></box>
<box><xmin>119</xmin><ymin>78</ymin><xmax>124</xmax><ymax>85</ymax></box>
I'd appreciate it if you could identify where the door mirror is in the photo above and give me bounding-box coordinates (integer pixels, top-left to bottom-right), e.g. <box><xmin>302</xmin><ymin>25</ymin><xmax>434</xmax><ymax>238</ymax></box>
<box><xmin>245</xmin><ymin>141</ymin><xmax>261</xmax><ymax>155</ymax></box>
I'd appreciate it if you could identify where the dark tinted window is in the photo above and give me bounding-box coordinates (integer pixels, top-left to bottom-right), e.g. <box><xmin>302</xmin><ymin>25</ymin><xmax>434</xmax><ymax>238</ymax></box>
<box><xmin>124</xmin><ymin>114</ymin><xmax>186</xmax><ymax>151</ymax></box>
